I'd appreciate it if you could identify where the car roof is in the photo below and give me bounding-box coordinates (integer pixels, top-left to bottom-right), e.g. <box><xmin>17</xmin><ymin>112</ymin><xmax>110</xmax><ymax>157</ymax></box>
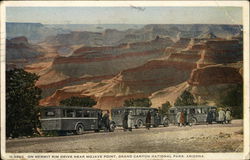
<box><xmin>40</xmin><ymin>106</ymin><xmax>101</xmax><ymax>111</ymax></box>
<box><xmin>111</xmin><ymin>107</ymin><xmax>158</xmax><ymax>110</ymax></box>
<box><xmin>169</xmin><ymin>105</ymin><xmax>217</xmax><ymax>109</ymax></box>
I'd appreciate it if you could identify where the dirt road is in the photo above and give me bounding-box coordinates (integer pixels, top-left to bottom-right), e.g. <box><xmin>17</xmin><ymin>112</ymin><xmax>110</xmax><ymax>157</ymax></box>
<box><xmin>6</xmin><ymin>120</ymin><xmax>243</xmax><ymax>153</ymax></box>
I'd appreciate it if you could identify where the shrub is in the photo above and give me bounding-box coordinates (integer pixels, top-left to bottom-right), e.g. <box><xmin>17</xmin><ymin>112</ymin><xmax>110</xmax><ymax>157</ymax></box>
<box><xmin>159</xmin><ymin>101</ymin><xmax>172</xmax><ymax>114</ymax></box>
<box><xmin>174</xmin><ymin>90</ymin><xmax>196</xmax><ymax>106</ymax></box>
<box><xmin>124</xmin><ymin>98</ymin><xmax>152</xmax><ymax>107</ymax></box>
<box><xmin>218</xmin><ymin>84</ymin><xmax>243</xmax><ymax>118</ymax></box>
<box><xmin>60</xmin><ymin>96</ymin><xmax>97</xmax><ymax>107</ymax></box>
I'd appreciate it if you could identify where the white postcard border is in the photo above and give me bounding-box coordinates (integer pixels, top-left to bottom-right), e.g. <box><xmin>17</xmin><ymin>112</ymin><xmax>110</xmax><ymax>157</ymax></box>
<box><xmin>0</xmin><ymin>1</ymin><xmax>249</xmax><ymax>160</ymax></box>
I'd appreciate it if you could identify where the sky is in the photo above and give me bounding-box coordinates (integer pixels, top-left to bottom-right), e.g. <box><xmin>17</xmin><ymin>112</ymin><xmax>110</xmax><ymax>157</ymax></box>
<box><xmin>6</xmin><ymin>7</ymin><xmax>242</xmax><ymax>25</ymax></box>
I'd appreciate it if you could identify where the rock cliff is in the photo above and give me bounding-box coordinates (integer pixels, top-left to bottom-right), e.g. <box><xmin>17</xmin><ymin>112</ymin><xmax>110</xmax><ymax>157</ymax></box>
<box><xmin>37</xmin><ymin>37</ymin><xmax>174</xmax><ymax>97</ymax></box>
<box><xmin>6</xmin><ymin>36</ymin><xmax>46</xmax><ymax>69</ymax></box>
<box><xmin>40</xmin><ymin>37</ymin><xmax>243</xmax><ymax>109</ymax></box>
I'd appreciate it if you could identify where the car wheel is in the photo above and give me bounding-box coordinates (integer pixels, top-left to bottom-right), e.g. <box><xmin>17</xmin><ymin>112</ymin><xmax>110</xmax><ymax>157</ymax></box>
<box><xmin>109</xmin><ymin>123</ymin><xmax>115</xmax><ymax>132</ymax></box>
<box><xmin>163</xmin><ymin>119</ymin><xmax>169</xmax><ymax>127</ymax></box>
<box><xmin>75</xmin><ymin>124</ymin><xmax>84</xmax><ymax>135</ymax></box>
<box><xmin>189</xmin><ymin>118</ymin><xmax>197</xmax><ymax>126</ymax></box>
<box><xmin>137</xmin><ymin>119</ymin><xmax>144</xmax><ymax>128</ymax></box>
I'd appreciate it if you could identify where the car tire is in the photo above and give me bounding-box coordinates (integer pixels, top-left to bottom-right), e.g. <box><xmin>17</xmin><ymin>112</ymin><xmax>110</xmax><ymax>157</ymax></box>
<box><xmin>109</xmin><ymin>122</ymin><xmax>115</xmax><ymax>132</ymax></box>
<box><xmin>189</xmin><ymin>118</ymin><xmax>197</xmax><ymax>126</ymax></box>
<box><xmin>136</xmin><ymin>119</ymin><xmax>144</xmax><ymax>128</ymax></box>
<box><xmin>163</xmin><ymin>119</ymin><xmax>170</xmax><ymax>127</ymax></box>
<box><xmin>75</xmin><ymin>123</ymin><xmax>84</xmax><ymax>135</ymax></box>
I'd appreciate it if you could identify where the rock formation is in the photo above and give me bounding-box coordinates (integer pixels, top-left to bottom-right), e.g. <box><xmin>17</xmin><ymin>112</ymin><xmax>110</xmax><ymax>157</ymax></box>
<box><xmin>37</xmin><ymin>37</ymin><xmax>174</xmax><ymax>97</ymax></box>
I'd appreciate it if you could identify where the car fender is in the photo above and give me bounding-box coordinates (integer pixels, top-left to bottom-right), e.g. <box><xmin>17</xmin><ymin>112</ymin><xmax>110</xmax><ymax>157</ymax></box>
<box><xmin>110</xmin><ymin>120</ymin><xmax>116</xmax><ymax>127</ymax></box>
<box><xmin>74</xmin><ymin>122</ymin><xmax>84</xmax><ymax>130</ymax></box>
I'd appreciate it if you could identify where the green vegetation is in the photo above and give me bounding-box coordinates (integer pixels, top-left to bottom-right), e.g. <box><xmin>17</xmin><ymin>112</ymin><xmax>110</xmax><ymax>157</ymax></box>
<box><xmin>218</xmin><ymin>84</ymin><xmax>243</xmax><ymax>118</ymax></box>
<box><xmin>60</xmin><ymin>96</ymin><xmax>97</xmax><ymax>107</ymax></box>
<box><xmin>6</xmin><ymin>68</ymin><xmax>42</xmax><ymax>138</ymax></box>
<box><xmin>174</xmin><ymin>90</ymin><xmax>196</xmax><ymax>106</ymax></box>
<box><xmin>159</xmin><ymin>101</ymin><xmax>172</xmax><ymax>114</ymax></box>
<box><xmin>124</xmin><ymin>98</ymin><xmax>152</xmax><ymax>107</ymax></box>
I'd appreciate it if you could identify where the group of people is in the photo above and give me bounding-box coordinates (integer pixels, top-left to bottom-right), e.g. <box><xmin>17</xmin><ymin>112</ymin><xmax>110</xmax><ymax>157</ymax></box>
<box><xmin>217</xmin><ymin>108</ymin><xmax>232</xmax><ymax>124</ymax></box>
<box><xmin>98</xmin><ymin>110</ymin><xmax>111</xmax><ymax>131</ymax></box>
<box><xmin>120</xmin><ymin>107</ymin><xmax>232</xmax><ymax>131</ymax></box>
<box><xmin>122</xmin><ymin>110</ymin><xmax>152</xmax><ymax>131</ymax></box>
<box><xmin>175</xmin><ymin>108</ymin><xmax>232</xmax><ymax>126</ymax></box>
<box><xmin>206</xmin><ymin>108</ymin><xmax>232</xmax><ymax>124</ymax></box>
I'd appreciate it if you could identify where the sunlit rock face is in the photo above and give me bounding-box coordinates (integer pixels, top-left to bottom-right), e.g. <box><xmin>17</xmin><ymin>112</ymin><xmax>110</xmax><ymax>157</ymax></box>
<box><xmin>37</xmin><ymin>37</ymin><xmax>174</xmax><ymax>97</ymax></box>
<box><xmin>40</xmin><ymin>35</ymin><xmax>243</xmax><ymax>110</ymax></box>
<box><xmin>39</xmin><ymin>38</ymin><xmax>201</xmax><ymax>108</ymax></box>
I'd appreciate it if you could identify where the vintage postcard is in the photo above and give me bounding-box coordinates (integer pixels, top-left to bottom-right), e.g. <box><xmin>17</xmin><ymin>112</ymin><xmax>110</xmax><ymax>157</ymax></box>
<box><xmin>0</xmin><ymin>1</ymin><xmax>249</xmax><ymax>160</ymax></box>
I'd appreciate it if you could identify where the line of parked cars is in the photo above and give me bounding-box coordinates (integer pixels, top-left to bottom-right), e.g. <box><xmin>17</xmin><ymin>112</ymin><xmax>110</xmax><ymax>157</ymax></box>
<box><xmin>40</xmin><ymin>105</ymin><xmax>224</xmax><ymax>135</ymax></box>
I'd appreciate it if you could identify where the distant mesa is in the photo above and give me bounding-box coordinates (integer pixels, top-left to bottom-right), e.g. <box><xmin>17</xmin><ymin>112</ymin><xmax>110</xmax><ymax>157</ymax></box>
<box><xmin>96</xmin><ymin>26</ymin><xmax>103</xmax><ymax>29</ymax></box>
<box><xmin>198</xmin><ymin>32</ymin><xmax>217</xmax><ymax>39</ymax></box>
<box><xmin>8</xmin><ymin>36</ymin><xmax>29</xmax><ymax>45</ymax></box>
<box><xmin>6</xmin><ymin>36</ymin><xmax>46</xmax><ymax>69</ymax></box>
<box><xmin>57</xmin><ymin>47</ymin><xmax>74</xmax><ymax>57</ymax></box>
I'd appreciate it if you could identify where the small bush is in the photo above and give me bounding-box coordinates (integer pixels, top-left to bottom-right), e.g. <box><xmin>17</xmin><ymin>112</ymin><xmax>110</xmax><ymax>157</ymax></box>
<box><xmin>124</xmin><ymin>98</ymin><xmax>152</xmax><ymax>107</ymax></box>
<box><xmin>60</xmin><ymin>96</ymin><xmax>97</xmax><ymax>107</ymax></box>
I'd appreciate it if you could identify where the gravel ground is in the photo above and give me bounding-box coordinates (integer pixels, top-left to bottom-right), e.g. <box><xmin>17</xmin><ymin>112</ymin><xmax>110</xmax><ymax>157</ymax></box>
<box><xmin>6</xmin><ymin>120</ymin><xmax>243</xmax><ymax>153</ymax></box>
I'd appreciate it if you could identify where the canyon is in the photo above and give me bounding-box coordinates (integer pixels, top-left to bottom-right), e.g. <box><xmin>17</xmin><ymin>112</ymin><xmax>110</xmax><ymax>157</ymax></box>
<box><xmin>6</xmin><ymin>23</ymin><xmax>243</xmax><ymax>110</ymax></box>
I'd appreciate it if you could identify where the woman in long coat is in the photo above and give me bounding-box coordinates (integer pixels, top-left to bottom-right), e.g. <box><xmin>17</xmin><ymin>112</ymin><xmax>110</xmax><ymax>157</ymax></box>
<box><xmin>225</xmin><ymin>109</ymin><xmax>232</xmax><ymax>124</ymax></box>
<box><xmin>176</xmin><ymin>111</ymin><xmax>181</xmax><ymax>126</ymax></box>
<box><xmin>146</xmin><ymin>111</ymin><xmax>151</xmax><ymax>130</ymax></box>
<box><xmin>127</xmin><ymin>111</ymin><xmax>134</xmax><ymax>131</ymax></box>
<box><xmin>218</xmin><ymin>108</ymin><xmax>226</xmax><ymax>124</ymax></box>
<box><xmin>180</xmin><ymin>111</ymin><xmax>185</xmax><ymax>126</ymax></box>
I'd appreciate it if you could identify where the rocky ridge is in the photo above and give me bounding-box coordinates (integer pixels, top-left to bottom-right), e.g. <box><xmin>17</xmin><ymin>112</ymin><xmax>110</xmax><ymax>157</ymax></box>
<box><xmin>37</xmin><ymin>37</ymin><xmax>174</xmax><ymax>97</ymax></box>
<box><xmin>40</xmin><ymin>36</ymin><xmax>243</xmax><ymax>109</ymax></box>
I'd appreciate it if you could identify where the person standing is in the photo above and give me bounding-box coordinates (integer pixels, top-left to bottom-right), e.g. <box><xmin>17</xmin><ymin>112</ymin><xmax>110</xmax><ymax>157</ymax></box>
<box><xmin>211</xmin><ymin>109</ymin><xmax>216</xmax><ymax>122</ymax></box>
<box><xmin>97</xmin><ymin>111</ymin><xmax>103</xmax><ymax>129</ymax></box>
<box><xmin>180</xmin><ymin>111</ymin><xmax>185</xmax><ymax>126</ymax></box>
<box><xmin>102</xmin><ymin>110</ymin><xmax>110</xmax><ymax>131</ymax></box>
<box><xmin>184</xmin><ymin>109</ymin><xmax>188</xmax><ymax>126</ymax></box>
<box><xmin>225</xmin><ymin>109</ymin><xmax>232</xmax><ymax>124</ymax></box>
<box><xmin>206</xmin><ymin>109</ymin><xmax>213</xmax><ymax>124</ymax></box>
<box><xmin>146</xmin><ymin>110</ymin><xmax>151</xmax><ymax>130</ymax></box>
<box><xmin>128</xmin><ymin>111</ymin><xmax>134</xmax><ymax>131</ymax></box>
<box><xmin>176</xmin><ymin>111</ymin><xmax>181</xmax><ymax>126</ymax></box>
<box><xmin>218</xmin><ymin>108</ymin><xmax>226</xmax><ymax>124</ymax></box>
<box><xmin>123</xmin><ymin>111</ymin><xmax>129</xmax><ymax>131</ymax></box>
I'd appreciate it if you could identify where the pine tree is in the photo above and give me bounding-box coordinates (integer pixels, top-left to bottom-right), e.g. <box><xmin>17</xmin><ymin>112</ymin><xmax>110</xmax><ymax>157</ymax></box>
<box><xmin>6</xmin><ymin>68</ymin><xmax>42</xmax><ymax>137</ymax></box>
<box><xmin>174</xmin><ymin>90</ymin><xmax>196</xmax><ymax>106</ymax></box>
<box><xmin>124</xmin><ymin>98</ymin><xmax>152</xmax><ymax>107</ymax></box>
<box><xmin>159</xmin><ymin>101</ymin><xmax>171</xmax><ymax>114</ymax></box>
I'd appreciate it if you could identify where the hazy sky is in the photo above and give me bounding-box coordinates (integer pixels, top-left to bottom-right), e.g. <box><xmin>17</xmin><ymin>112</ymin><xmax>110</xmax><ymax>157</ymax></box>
<box><xmin>6</xmin><ymin>7</ymin><xmax>242</xmax><ymax>24</ymax></box>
